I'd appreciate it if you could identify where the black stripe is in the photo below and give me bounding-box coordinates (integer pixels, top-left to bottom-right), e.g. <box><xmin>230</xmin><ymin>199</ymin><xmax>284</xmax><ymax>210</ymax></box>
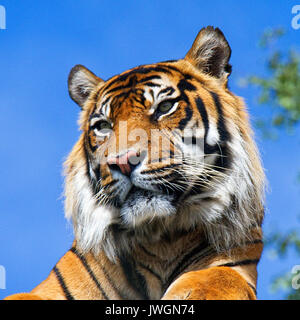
<box><xmin>132</xmin><ymin>96</ymin><xmax>146</xmax><ymax>106</ymax></box>
<box><xmin>149</xmin><ymin>88</ymin><xmax>155</xmax><ymax>100</ymax></box>
<box><xmin>142</xmin><ymin>170</ymin><xmax>179</xmax><ymax>181</ymax></box>
<box><xmin>140</xmin><ymin>164</ymin><xmax>181</xmax><ymax>175</ymax></box>
<box><xmin>138</xmin><ymin>262</ymin><xmax>163</xmax><ymax>283</ymax></box>
<box><xmin>209</xmin><ymin>91</ymin><xmax>231</xmax><ymax>170</ymax></box>
<box><xmin>147</xmin><ymin>171</ymin><xmax>181</xmax><ymax>182</ymax></box>
<box><xmin>103</xmin><ymin>179</ymin><xmax>118</xmax><ymax>189</ymax></box>
<box><xmin>119</xmin><ymin>253</ymin><xmax>149</xmax><ymax>300</ymax></box>
<box><xmin>131</xmin><ymin>104</ymin><xmax>145</xmax><ymax>111</ymax></box>
<box><xmin>93</xmin><ymin>165</ymin><xmax>101</xmax><ymax>185</ymax></box>
<box><xmin>138</xmin><ymin>243</ymin><xmax>158</xmax><ymax>259</ymax></box>
<box><xmin>101</xmin><ymin>173</ymin><xmax>109</xmax><ymax>181</ymax></box>
<box><xmin>210</xmin><ymin>91</ymin><xmax>230</xmax><ymax>142</ymax></box>
<box><xmin>53</xmin><ymin>266</ymin><xmax>75</xmax><ymax>300</ymax></box>
<box><xmin>101</xmin><ymin>96</ymin><xmax>111</xmax><ymax>109</ymax></box>
<box><xmin>165</xmin><ymin>241</ymin><xmax>211</xmax><ymax>291</ymax></box>
<box><xmin>149</xmin><ymin>155</ymin><xmax>176</xmax><ymax>164</ymax></box>
<box><xmin>196</xmin><ymin>97</ymin><xmax>209</xmax><ymax>135</ymax></box>
<box><xmin>195</xmin><ymin>97</ymin><xmax>218</xmax><ymax>154</ymax></box>
<box><xmin>106</xmin><ymin>75</ymin><xmax>138</xmax><ymax>94</ymax></box>
<box><xmin>138</xmin><ymin>75</ymin><xmax>162</xmax><ymax>83</ymax></box>
<box><xmin>84</xmin><ymin>141</ymin><xmax>102</xmax><ymax>201</ymax></box>
<box><xmin>247</xmin><ymin>282</ymin><xmax>257</xmax><ymax>296</ymax></box>
<box><xmin>104</xmin><ymin>66</ymin><xmax>172</xmax><ymax>92</ymax></box>
<box><xmin>89</xmin><ymin>113</ymin><xmax>101</xmax><ymax>121</ymax></box>
<box><xmin>110</xmin><ymin>92</ymin><xmax>128</xmax><ymax>109</ymax></box>
<box><xmin>178</xmin><ymin>106</ymin><xmax>193</xmax><ymax>130</ymax></box>
<box><xmin>159</xmin><ymin>64</ymin><xmax>190</xmax><ymax>78</ymax></box>
<box><xmin>177</xmin><ymin>78</ymin><xmax>196</xmax><ymax>92</ymax></box>
<box><xmin>245</xmin><ymin>239</ymin><xmax>263</xmax><ymax>246</ymax></box>
<box><xmin>101</xmin><ymin>263</ymin><xmax>127</xmax><ymax>300</ymax></box>
<box><xmin>218</xmin><ymin>259</ymin><xmax>260</xmax><ymax>268</ymax></box>
<box><xmin>91</xmin><ymin>86</ymin><xmax>105</xmax><ymax>115</ymax></box>
<box><xmin>83</xmin><ymin>140</ymin><xmax>91</xmax><ymax>180</ymax></box>
<box><xmin>182</xmin><ymin>135</ymin><xmax>199</xmax><ymax>146</ymax></box>
<box><xmin>175</xmin><ymin>78</ymin><xmax>194</xmax><ymax>131</ymax></box>
<box><xmin>139</xmin><ymin>242</ymin><xmax>186</xmax><ymax>268</ymax></box>
<box><xmin>157</xmin><ymin>87</ymin><xmax>175</xmax><ymax>98</ymax></box>
<box><xmin>70</xmin><ymin>247</ymin><xmax>109</xmax><ymax>300</ymax></box>
<box><xmin>86</xmin><ymin>130</ymin><xmax>98</xmax><ymax>153</ymax></box>
<box><xmin>143</xmin><ymin>82</ymin><xmax>161</xmax><ymax>88</ymax></box>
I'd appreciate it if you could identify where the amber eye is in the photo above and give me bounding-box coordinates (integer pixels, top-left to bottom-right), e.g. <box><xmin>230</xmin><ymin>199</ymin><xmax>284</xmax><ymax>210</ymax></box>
<box><xmin>93</xmin><ymin>120</ymin><xmax>112</xmax><ymax>134</ymax></box>
<box><xmin>157</xmin><ymin>100</ymin><xmax>174</xmax><ymax>114</ymax></box>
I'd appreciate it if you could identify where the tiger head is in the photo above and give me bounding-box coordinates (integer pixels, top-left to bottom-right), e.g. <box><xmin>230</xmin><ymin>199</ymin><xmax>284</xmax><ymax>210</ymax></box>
<box><xmin>65</xmin><ymin>27</ymin><xmax>265</xmax><ymax>259</ymax></box>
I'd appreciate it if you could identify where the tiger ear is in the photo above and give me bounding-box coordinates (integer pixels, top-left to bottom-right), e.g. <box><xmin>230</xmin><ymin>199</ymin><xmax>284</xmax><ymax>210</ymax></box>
<box><xmin>68</xmin><ymin>65</ymin><xmax>104</xmax><ymax>108</ymax></box>
<box><xmin>185</xmin><ymin>26</ymin><xmax>232</xmax><ymax>81</ymax></box>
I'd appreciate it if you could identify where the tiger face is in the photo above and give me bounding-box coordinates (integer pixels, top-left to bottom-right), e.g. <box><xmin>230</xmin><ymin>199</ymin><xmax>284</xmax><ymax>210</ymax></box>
<box><xmin>65</xmin><ymin>27</ymin><xmax>264</xmax><ymax>258</ymax></box>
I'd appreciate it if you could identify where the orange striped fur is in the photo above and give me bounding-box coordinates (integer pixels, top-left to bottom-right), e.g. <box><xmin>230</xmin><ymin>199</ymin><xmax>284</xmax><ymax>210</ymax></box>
<box><xmin>5</xmin><ymin>26</ymin><xmax>265</xmax><ymax>300</ymax></box>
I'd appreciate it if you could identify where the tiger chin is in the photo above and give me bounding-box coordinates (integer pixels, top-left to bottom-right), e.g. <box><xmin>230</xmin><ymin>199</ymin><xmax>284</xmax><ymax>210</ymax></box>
<box><xmin>5</xmin><ymin>26</ymin><xmax>265</xmax><ymax>301</ymax></box>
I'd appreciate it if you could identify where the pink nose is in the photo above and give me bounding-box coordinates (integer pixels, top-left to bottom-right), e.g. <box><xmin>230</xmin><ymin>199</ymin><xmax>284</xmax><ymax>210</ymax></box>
<box><xmin>107</xmin><ymin>150</ymin><xmax>139</xmax><ymax>176</ymax></box>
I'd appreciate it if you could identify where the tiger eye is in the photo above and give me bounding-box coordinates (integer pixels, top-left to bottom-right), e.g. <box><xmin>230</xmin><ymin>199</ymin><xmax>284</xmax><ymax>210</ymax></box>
<box><xmin>158</xmin><ymin>101</ymin><xmax>173</xmax><ymax>113</ymax></box>
<box><xmin>94</xmin><ymin>120</ymin><xmax>112</xmax><ymax>133</ymax></box>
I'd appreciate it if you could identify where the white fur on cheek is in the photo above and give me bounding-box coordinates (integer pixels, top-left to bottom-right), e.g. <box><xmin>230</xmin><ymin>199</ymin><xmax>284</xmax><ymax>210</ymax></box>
<box><xmin>206</xmin><ymin>120</ymin><xmax>219</xmax><ymax>146</ymax></box>
<box><xmin>65</xmin><ymin>164</ymin><xmax>118</xmax><ymax>256</ymax></box>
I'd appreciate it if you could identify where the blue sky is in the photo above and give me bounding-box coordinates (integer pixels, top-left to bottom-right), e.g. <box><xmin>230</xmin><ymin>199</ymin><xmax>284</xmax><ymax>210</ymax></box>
<box><xmin>0</xmin><ymin>0</ymin><xmax>299</xmax><ymax>300</ymax></box>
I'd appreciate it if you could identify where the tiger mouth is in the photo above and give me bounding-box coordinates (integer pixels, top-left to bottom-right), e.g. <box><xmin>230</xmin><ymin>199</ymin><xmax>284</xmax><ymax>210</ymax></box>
<box><xmin>108</xmin><ymin>180</ymin><xmax>177</xmax><ymax>209</ymax></box>
<box><xmin>125</xmin><ymin>185</ymin><xmax>161</xmax><ymax>202</ymax></box>
<box><xmin>118</xmin><ymin>184</ymin><xmax>177</xmax><ymax>227</ymax></box>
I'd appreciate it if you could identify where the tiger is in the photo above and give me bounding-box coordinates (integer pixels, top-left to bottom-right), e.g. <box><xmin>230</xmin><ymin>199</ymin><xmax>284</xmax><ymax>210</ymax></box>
<box><xmin>5</xmin><ymin>26</ymin><xmax>265</xmax><ymax>300</ymax></box>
